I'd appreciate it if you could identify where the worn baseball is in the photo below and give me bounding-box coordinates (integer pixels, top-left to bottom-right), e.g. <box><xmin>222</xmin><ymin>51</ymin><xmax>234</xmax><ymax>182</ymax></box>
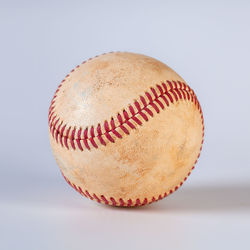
<box><xmin>49</xmin><ymin>52</ymin><xmax>204</xmax><ymax>207</ymax></box>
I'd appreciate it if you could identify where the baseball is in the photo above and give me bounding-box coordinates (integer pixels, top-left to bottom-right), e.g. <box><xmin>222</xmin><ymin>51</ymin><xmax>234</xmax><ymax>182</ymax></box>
<box><xmin>49</xmin><ymin>52</ymin><xmax>204</xmax><ymax>207</ymax></box>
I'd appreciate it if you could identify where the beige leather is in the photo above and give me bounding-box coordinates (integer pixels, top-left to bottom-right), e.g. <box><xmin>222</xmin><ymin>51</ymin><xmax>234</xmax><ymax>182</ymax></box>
<box><xmin>49</xmin><ymin>52</ymin><xmax>204</xmax><ymax>206</ymax></box>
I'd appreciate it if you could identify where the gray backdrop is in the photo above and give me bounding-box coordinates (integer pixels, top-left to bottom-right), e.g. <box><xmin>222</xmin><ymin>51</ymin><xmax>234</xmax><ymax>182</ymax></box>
<box><xmin>1</xmin><ymin>1</ymin><xmax>249</xmax><ymax>250</ymax></box>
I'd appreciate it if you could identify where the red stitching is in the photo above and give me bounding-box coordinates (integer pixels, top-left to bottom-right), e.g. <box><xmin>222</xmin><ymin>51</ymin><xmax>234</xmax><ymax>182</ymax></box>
<box><xmin>59</xmin><ymin>125</ymin><xmax>66</xmax><ymax>147</ymax></box>
<box><xmin>120</xmin><ymin>125</ymin><xmax>130</xmax><ymax>135</ymax></box>
<box><xmin>150</xmin><ymin>87</ymin><xmax>158</xmax><ymax>98</ymax></box>
<box><xmin>123</xmin><ymin>110</ymin><xmax>130</xmax><ymax>120</ymax></box>
<box><xmin>119</xmin><ymin>198</ymin><xmax>125</xmax><ymax>206</ymax></box>
<box><xmin>134</xmin><ymin>101</ymin><xmax>141</xmax><ymax>111</ymax></box>
<box><xmin>48</xmin><ymin>111</ymin><xmax>55</xmax><ymax>124</ymax></box>
<box><xmin>61</xmin><ymin>139</ymin><xmax>204</xmax><ymax>207</ymax></box>
<box><xmin>78</xmin><ymin>186</ymin><xmax>86</xmax><ymax>197</ymax></box>
<box><xmin>59</xmin><ymin>107</ymin><xmax>204</xmax><ymax>207</ymax></box>
<box><xmin>93</xmin><ymin>194</ymin><xmax>101</xmax><ymax>203</ymax></box>
<box><xmin>64</xmin><ymin>127</ymin><xmax>71</xmax><ymax>149</ymax></box>
<box><xmin>85</xmin><ymin>190</ymin><xmax>93</xmax><ymax>200</ymax></box>
<box><xmin>157</xmin><ymin>84</ymin><xmax>164</xmax><ymax>95</ymax></box>
<box><xmin>136</xmin><ymin>199</ymin><xmax>141</xmax><ymax>206</ymax></box>
<box><xmin>97</xmin><ymin>135</ymin><xmax>106</xmax><ymax>146</ymax></box>
<box><xmin>104</xmin><ymin>120</ymin><xmax>109</xmax><ymax>132</ymax></box>
<box><xmin>52</xmin><ymin>118</ymin><xmax>59</xmax><ymax>138</ymax></box>
<box><xmin>90</xmin><ymin>126</ymin><xmax>95</xmax><ymax>138</ymax></box>
<box><xmin>110</xmin><ymin>197</ymin><xmax>117</xmax><ymax>206</ymax></box>
<box><xmin>167</xmin><ymin>80</ymin><xmax>173</xmax><ymax>89</ymax></box>
<box><xmin>144</xmin><ymin>107</ymin><xmax>154</xmax><ymax>117</ymax></box>
<box><xmin>145</xmin><ymin>91</ymin><xmax>153</xmax><ymax>102</ymax></box>
<box><xmin>170</xmin><ymin>89</ymin><xmax>178</xmax><ymax>101</ymax></box>
<box><xmin>50</xmin><ymin>115</ymin><xmax>57</xmax><ymax>130</ymax></box>
<box><xmin>180</xmin><ymin>89</ymin><xmax>186</xmax><ymax>100</ymax></box>
<box><xmin>112</xmin><ymin>129</ymin><xmax>122</xmax><ymax>138</ymax></box>
<box><xmin>105</xmin><ymin>132</ymin><xmax>115</xmax><ymax>143</ymax></box>
<box><xmin>89</xmin><ymin>137</ymin><xmax>98</xmax><ymax>148</ymax></box>
<box><xmin>127</xmin><ymin>199</ymin><xmax>132</xmax><ymax>207</ymax></box>
<box><xmin>49</xmin><ymin>80</ymin><xmax>200</xmax><ymax>152</ymax></box>
<box><xmin>155</xmin><ymin>98</ymin><xmax>164</xmax><ymax>110</ymax></box>
<box><xmin>165</xmin><ymin>92</ymin><xmax>174</xmax><ymax>103</ymax></box>
<box><xmin>139</xmin><ymin>111</ymin><xmax>148</xmax><ymax>121</ymax></box>
<box><xmin>97</xmin><ymin>124</ymin><xmax>102</xmax><ymax>135</ymax></box>
<box><xmin>76</xmin><ymin>138</ymin><xmax>83</xmax><ymax>151</ymax></box>
<box><xmin>83</xmin><ymin>138</ymin><xmax>91</xmax><ymax>150</ymax></box>
<box><xmin>117</xmin><ymin>113</ymin><xmax>123</xmax><ymax>124</ymax></box>
<box><xmin>84</xmin><ymin>127</ymin><xmax>88</xmax><ymax>139</ymax></box>
<box><xmin>131</xmin><ymin>116</ymin><xmax>142</xmax><ymax>125</ymax></box>
<box><xmin>140</xmin><ymin>96</ymin><xmax>147</xmax><ymax>107</ymax></box>
<box><xmin>101</xmin><ymin>195</ymin><xmax>109</xmax><ymax>205</ymax></box>
<box><xmin>77</xmin><ymin>127</ymin><xmax>82</xmax><ymax>139</ymax></box>
<box><xmin>175</xmin><ymin>89</ymin><xmax>182</xmax><ymax>99</ymax></box>
<box><xmin>55</xmin><ymin>121</ymin><xmax>63</xmax><ymax>143</ymax></box>
<box><xmin>150</xmin><ymin>102</ymin><xmax>160</xmax><ymax>113</ymax></box>
<box><xmin>129</xmin><ymin>105</ymin><xmax>136</xmax><ymax>115</ymax></box>
<box><xmin>125</xmin><ymin>120</ymin><xmax>136</xmax><ymax>129</ymax></box>
<box><xmin>172</xmin><ymin>81</ymin><xmax>178</xmax><ymax>89</ymax></box>
<box><xmin>49</xmin><ymin>54</ymin><xmax>204</xmax><ymax>206</ymax></box>
<box><xmin>160</xmin><ymin>95</ymin><xmax>169</xmax><ymax>106</ymax></box>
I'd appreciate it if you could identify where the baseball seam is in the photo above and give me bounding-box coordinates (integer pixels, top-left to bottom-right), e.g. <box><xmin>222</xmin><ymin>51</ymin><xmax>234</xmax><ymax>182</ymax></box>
<box><xmin>49</xmin><ymin>53</ymin><xmax>204</xmax><ymax>206</ymax></box>
<box><xmin>49</xmin><ymin>80</ymin><xmax>202</xmax><ymax>151</ymax></box>
<box><xmin>61</xmin><ymin>165</ymin><xmax>198</xmax><ymax>207</ymax></box>
<box><xmin>52</xmin><ymin>81</ymin><xmax>204</xmax><ymax>206</ymax></box>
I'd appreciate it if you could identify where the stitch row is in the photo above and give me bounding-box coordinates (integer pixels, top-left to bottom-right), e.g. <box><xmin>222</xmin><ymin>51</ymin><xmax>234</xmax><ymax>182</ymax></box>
<box><xmin>49</xmin><ymin>53</ymin><xmax>204</xmax><ymax>206</ymax></box>
<box><xmin>61</xmin><ymin>109</ymin><xmax>204</xmax><ymax>207</ymax></box>
<box><xmin>49</xmin><ymin>80</ymin><xmax>200</xmax><ymax>151</ymax></box>
<box><xmin>61</xmin><ymin>166</ymin><xmax>196</xmax><ymax>207</ymax></box>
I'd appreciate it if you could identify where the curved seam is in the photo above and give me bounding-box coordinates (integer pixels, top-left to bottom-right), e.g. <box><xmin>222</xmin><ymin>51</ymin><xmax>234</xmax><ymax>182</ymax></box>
<box><xmin>49</xmin><ymin>80</ymin><xmax>201</xmax><ymax>151</ymax></box>
<box><xmin>49</xmin><ymin>52</ymin><xmax>205</xmax><ymax>206</ymax></box>
<box><xmin>61</xmin><ymin>164</ymin><xmax>199</xmax><ymax>207</ymax></box>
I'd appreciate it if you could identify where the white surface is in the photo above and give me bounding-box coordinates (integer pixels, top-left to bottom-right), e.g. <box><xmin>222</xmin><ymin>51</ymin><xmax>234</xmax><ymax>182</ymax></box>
<box><xmin>1</xmin><ymin>179</ymin><xmax>250</xmax><ymax>250</ymax></box>
<box><xmin>1</xmin><ymin>1</ymin><xmax>250</xmax><ymax>249</ymax></box>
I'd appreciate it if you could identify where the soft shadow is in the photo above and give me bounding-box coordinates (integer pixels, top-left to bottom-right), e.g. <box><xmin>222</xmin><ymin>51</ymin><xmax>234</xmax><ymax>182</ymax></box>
<box><xmin>138</xmin><ymin>183</ymin><xmax>250</xmax><ymax>212</ymax></box>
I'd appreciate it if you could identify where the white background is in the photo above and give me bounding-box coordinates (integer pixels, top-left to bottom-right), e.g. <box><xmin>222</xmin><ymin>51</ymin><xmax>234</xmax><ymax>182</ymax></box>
<box><xmin>1</xmin><ymin>1</ymin><xmax>250</xmax><ymax>249</ymax></box>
